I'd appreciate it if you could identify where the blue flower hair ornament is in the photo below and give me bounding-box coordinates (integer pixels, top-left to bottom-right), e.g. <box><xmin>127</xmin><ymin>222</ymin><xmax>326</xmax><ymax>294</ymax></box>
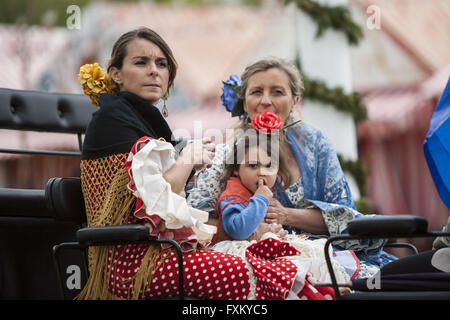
<box><xmin>221</xmin><ymin>75</ymin><xmax>245</xmax><ymax>117</ymax></box>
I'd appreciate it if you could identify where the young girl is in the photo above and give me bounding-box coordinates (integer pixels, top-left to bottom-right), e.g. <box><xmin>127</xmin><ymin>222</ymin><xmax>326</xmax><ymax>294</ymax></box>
<box><xmin>214</xmin><ymin>128</ymin><xmax>290</xmax><ymax>242</ymax></box>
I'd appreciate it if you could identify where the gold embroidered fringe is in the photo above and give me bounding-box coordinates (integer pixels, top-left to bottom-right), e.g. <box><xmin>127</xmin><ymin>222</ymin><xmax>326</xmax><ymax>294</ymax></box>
<box><xmin>75</xmin><ymin>155</ymin><xmax>167</xmax><ymax>300</ymax></box>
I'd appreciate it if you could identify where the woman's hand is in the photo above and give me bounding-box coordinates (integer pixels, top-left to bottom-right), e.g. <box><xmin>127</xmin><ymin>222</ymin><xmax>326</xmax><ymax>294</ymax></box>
<box><xmin>265</xmin><ymin>198</ymin><xmax>289</xmax><ymax>225</ymax></box>
<box><xmin>266</xmin><ymin>200</ymin><xmax>329</xmax><ymax>235</ymax></box>
<box><xmin>179</xmin><ymin>137</ymin><xmax>215</xmax><ymax>171</ymax></box>
<box><xmin>163</xmin><ymin>138</ymin><xmax>215</xmax><ymax>194</ymax></box>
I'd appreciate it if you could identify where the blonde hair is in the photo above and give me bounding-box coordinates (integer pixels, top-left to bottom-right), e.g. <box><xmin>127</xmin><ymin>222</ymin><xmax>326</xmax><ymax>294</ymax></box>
<box><xmin>229</xmin><ymin>57</ymin><xmax>304</xmax><ymax>137</ymax></box>
<box><xmin>239</xmin><ymin>57</ymin><xmax>304</xmax><ymax>101</ymax></box>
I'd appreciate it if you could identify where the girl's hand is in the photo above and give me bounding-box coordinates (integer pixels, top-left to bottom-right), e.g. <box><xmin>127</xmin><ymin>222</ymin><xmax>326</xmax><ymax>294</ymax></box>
<box><xmin>255</xmin><ymin>178</ymin><xmax>273</xmax><ymax>201</ymax></box>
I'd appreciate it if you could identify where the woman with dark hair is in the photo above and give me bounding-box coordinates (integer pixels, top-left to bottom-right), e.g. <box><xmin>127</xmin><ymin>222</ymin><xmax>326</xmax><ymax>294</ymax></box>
<box><xmin>78</xmin><ymin>27</ymin><xmax>220</xmax><ymax>299</ymax></box>
<box><xmin>77</xmin><ymin>28</ymin><xmax>334</xmax><ymax>300</ymax></box>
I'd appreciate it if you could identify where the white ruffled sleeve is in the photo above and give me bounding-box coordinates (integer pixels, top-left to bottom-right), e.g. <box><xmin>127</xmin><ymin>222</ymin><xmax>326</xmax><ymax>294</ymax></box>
<box><xmin>126</xmin><ymin>136</ymin><xmax>217</xmax><ymax>252</ymax></box>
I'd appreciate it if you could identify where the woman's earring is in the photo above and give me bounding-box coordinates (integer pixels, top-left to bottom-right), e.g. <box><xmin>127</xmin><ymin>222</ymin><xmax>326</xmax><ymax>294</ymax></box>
<box><xmin>162</xmin><ymin>98</ymin><xmax>168</xmax><ymax>118</ymax></box>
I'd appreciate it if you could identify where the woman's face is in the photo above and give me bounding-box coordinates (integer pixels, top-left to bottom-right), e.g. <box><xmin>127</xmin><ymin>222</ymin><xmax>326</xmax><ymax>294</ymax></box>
<box><xmin>244</xmin><ymin>68</ymin><xmax>299</xmax><ymax>122</ymax></box>
<box><xmin>110</xmin><ymin>38</ymin><xmax>170</xmax><ymax>104</ymax></box>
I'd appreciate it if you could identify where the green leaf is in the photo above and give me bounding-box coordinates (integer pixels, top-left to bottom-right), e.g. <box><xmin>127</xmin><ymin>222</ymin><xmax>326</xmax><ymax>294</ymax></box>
<box><xmin>231</xmin><ymin>99</ymin><xmax>244</xmax><ymax>117</ymax></box>
<box><xmin>282</xmin><ymin>119</ymin><xmax>302</xmax><ymax>130</ymax></box>
<box><xmin>223</xmin><ymin>81</ymin><xmax>241</xmax><ymax>92</ymax></box>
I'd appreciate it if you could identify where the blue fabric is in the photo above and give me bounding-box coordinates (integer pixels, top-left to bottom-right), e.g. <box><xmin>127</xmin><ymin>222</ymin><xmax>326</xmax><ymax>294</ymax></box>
<box><xmin>355</xmin><ymin>250</ymin><xmax>398</xmax><ymax>269</ymax></box>
<box><xmin>333</xmin><ymin>250</ymin><xmax>360</xmax><ymax>280</ymax></box>
<box><xmin>219</xmin><ymin>194</ymin><xmax>269</xmax><ymax>240</ymax></box>
<box><xmin>274</xmin><ymin>124</ymin><xmax>395</xmax><ymax>268</ymax></box>
<box><xmin>274</xmin><ymin>124</ymin><xmax>357</xmax><ymax>223</ymax></box>
<box><xmin>283</xmin><ymin>125</ymin><xmax>355</xmax><ymax>209</ymax></box>
<box><xmin>424</xmin><ymin>76</ymin><xmax>450</xmax><ymax>209</ymax></box>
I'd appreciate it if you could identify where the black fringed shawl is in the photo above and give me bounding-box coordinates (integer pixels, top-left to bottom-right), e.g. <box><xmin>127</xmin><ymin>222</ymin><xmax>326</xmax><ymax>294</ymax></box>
<box><xmin>81</xmin><ymin>91</ymin><xmax>175</xmax><ymax>160</ymax></box>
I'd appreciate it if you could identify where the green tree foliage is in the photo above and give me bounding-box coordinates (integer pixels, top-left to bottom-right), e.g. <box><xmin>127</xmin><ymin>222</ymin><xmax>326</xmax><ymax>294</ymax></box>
<box><xmin>0</xmin><ymin>0</ymin><xmax>138</xmax><ymax>26</ymax></box>
<box><xmin>286</xmin><ymin>0</ymin><xmax>363</xmax><ymax>45</ymax></box>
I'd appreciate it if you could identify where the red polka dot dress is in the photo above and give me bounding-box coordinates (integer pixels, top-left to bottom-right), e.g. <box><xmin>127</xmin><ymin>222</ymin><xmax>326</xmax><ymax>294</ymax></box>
<box><xmin>106</xmin><ymin>234</ymin><xmax>335</xmax><ymax>300</ymax></box>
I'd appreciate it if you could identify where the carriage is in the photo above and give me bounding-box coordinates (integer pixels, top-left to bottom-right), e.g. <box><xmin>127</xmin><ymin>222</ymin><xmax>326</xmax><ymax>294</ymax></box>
<box><xmin>1</xmin><ymin>88</ymin><xmax>449</xmax><ymax>300</ymax></box>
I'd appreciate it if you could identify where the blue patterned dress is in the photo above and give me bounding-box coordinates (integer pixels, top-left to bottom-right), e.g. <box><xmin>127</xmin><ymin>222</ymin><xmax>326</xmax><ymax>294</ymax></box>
<box><xmin>187</xmin><ymin>124</ymin><xmax>397</xmax><ymax>277</ymax></box>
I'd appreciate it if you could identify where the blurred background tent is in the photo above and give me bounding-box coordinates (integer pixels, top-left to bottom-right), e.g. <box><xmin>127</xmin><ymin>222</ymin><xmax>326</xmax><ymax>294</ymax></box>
<box><xmin>0</xmin><ymin>0</ymin><xmax>449</xmax><ymax>250</ymax></box>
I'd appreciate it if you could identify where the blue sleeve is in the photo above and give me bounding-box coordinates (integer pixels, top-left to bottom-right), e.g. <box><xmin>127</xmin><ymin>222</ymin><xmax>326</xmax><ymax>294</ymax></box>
<box><xmin>220</xmin><ymin>194</ymin><xmax>269</xmax><ymax>240</ymax></box>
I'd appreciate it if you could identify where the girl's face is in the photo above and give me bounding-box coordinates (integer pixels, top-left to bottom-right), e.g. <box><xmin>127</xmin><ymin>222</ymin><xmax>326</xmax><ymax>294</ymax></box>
<box><xmin>234</xmin><ymin>145</ymin><xmax>278</xmax><ymax>194</ymax></box>
<box><xmin>110</xmin><ymin>38</ymin><xmax>170</xmax><ymax>104</ymax></box>
<box><xmin>244</xmin><ymin>68</ymin><xmax>300</xmax><ymax>122</ymax></box>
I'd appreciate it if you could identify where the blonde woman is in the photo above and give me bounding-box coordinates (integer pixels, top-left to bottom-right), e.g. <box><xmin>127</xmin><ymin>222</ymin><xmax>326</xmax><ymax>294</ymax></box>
<box><xmin>188</xmin><ymin>58</ymin><xmax>397</xmax><ymax>277</ymax></box>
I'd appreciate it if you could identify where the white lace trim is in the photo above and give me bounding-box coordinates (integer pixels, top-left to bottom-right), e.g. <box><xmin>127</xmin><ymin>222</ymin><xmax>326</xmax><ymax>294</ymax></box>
<box><xmin>356</xmin><ymin>263</ymin><xmax>379</xmax><ymax>279</ymax></box>
<box><xmin>265</xmin><ymin>233</ymin><xmax>350</xmax><ymax>284</ymax></box>
<box><xmin>211</xmin><ymin>233</ymin><xmax>351</xmax><ymax>299</ymax></box>
<box><xmin>129</xmin><ymin>138</ymin><xmax>217</xmax><ymax>244</ymax></box>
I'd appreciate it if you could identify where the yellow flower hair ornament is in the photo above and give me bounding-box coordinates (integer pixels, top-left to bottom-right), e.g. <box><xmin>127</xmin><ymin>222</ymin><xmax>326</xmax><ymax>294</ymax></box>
<box><xmin>78</xmin><ymin>63</ymin><xmax>117</xmax><ymax>107</ymax></box>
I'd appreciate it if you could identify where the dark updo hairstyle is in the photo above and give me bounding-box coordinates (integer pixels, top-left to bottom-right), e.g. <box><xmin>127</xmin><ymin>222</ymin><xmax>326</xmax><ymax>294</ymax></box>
<box><xmin>107</xmin><ymin>27</ymin><xmax>178</xmax><ymax>98</ymax></box>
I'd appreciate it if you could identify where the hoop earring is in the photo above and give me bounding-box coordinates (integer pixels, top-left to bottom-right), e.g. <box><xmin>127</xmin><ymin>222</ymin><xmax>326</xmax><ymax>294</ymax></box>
<box><xmin>162</xmin><ymin>98</ymin><xmax>168</xmax><ymax>118</ymax></box>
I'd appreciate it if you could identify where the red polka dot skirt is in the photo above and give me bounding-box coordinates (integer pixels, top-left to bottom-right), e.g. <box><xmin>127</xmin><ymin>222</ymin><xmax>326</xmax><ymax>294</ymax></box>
<box><xmin>106</xmin><ymin>237</ymin><xmax>335</xmax><ymax>300</ymax></box>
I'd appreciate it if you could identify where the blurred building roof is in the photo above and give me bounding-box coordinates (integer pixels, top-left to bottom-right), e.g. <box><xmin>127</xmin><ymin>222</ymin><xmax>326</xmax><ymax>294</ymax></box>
<box><xmin>80</xmin><ymin>2</ymin><xmax>277</xmax><ymax>105</ymax></box>
<box><xmin>352</xmin><ymin>0</ymin><xmax>450</xmax><ymax>137</ymax></box>
<box><xmin>358</xmin><ymin>64</ymin><xmax>450</xmax><ymax>140</ymax></box>
<box><xmin>358</xmin><ymin>86</ymin><xmax>433</xmax><ymax>140</ymax></box>
<box><xmin>1</xmin><ymin>1</ymin><xmax>449</xmax><ymax>156</ymax></box>
<box><xmin>354</xmin><ymin>0</ymin><xmax>450</xmax><ymax>74</ymax></box>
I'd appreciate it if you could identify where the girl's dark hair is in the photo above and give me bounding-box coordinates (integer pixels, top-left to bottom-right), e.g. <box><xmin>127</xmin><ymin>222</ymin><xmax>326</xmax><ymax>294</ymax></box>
<box><xmin>221</xmin><ymin>129</ymin><xmax>292</xmax><ymax>190</ymax></box>
<box><xmin>107</xmin><ymin>27</ymin><xmax>178</xmax><ymax>98</ymax></box>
